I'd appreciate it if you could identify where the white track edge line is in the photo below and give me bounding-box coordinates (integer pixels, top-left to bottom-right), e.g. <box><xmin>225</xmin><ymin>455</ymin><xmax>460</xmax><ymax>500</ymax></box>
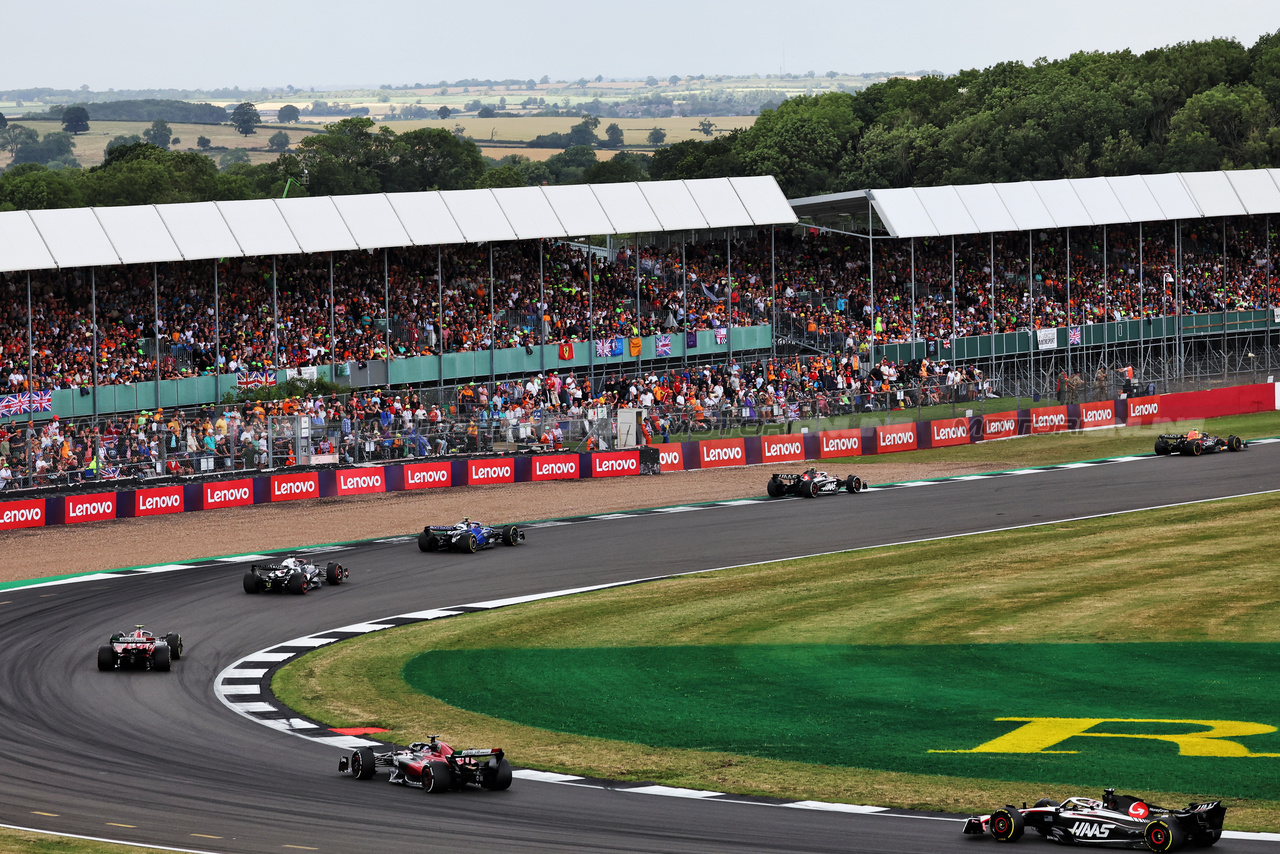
<box><xmin>0</xmin><ymin>822</ymin><xmax>223</xmax><ymax>854</ymax></box>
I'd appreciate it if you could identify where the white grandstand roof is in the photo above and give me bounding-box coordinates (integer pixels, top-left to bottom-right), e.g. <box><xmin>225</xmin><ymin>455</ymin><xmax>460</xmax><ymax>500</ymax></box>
<box><xmin>0</xmin><ymin>177</ymin><xmax>797</xmax><ymax>274</ymax></box>
<box><xmin>791</xmin><ymin>168</ymin><xmax>1280</xmax><ymax>239</ymax></box>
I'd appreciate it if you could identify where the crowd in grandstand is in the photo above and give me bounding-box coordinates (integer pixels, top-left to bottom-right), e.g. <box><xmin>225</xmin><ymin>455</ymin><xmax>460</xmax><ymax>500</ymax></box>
<box><xmin>1</xmin><ymin>217</ymin><xmax>1276</xmax><ymax>396</ymax></box>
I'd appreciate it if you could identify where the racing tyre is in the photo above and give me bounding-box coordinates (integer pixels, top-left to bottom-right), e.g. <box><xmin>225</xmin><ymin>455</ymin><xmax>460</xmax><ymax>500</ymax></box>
<box><xmin>846</xmin><ymin>476</ymin><xmax>862</xmax><ymax>494</ymax></box>
<box><xmin>287</xmin><ymin>572</ymin><xmax>307</xmax><ymax>594</ymax></box>
<box><xmin>351</xmin><ymin>747</ymin><xmax>377</xmax><ymax>780</ymax></box>
<box><xmin>483</xmin><ymin>757</ymin><xmax>513</xmax><ymax>791</ymax></box>
<box><xmin>1144</xmin><ymin>817</ymin><xmax>1185</xmax><ymax>852</ymax></box>
<box><xmin>1154</xmin><ymin>438</ymin><xmax>1171</xmax><ymax>455</ymax></box>
<box><xmin>97</xmin><ymin>644</ymin><xmax>115</xmax><ymax>671</ymax></box>
<box><xmin>153</xmin><ymin>643</ymin><xmax>171</xmax><ymax>672</ymax></box>
<box><xmin>325</xmin><ymin>562</ymin><xmax>344</xmax><ymax>585</ymax></box>
<box><xmin>1191</xmin><ymin>441</ymin><xmax>1203</xmax><ymax>456</ymax></box>
<box><xmin>1228</xmin><ymin>435</ymin><xmax>1243</xmax><ymax>452</ymax></box>
<box><xmin>418</xmin><ymin>532</ymin><xmax>438</xmax><ymax>552</ymax></box>
<box><xmin>805</xmin><ymin>479</ymin><xmax>820</xmax><ymax>498</ymax></box>
<box><xmin>422</xmin><ymin>760</ymin><xmax>454</xmax><ymax>793</ymax></box>
<box><xmin>502</xmin><ymin>525</ymin><xmax>520</xmax><ymax>546</ymax></box>
<box><xmin>463</xmin><ymin>533</ymin><xmax>478</xmax><ymax>554</ymax></box>
<box><xmin>989</xmin><ymin>807</ymin><xmax>1025</xmax><ymax>843</ymax></box>
<box><xmin>243</xmin><ymin>571</ymin><xmax>262</xmax><ymax>594</ymax></box>
<box><xmin>165</xmin><ymin>633</ymin><xmax>183</xmax><ymax>660</ymax></box>
<box><xmin>766</xmin><ymin>477</ymin><xmax>784</xmax><ymax>498</ymax></box>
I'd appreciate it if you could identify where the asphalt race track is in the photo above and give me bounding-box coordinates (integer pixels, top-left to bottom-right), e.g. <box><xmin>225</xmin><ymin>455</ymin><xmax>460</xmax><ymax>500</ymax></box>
<box><xmin>2</xmin><ymin>446</ymin><xmax>1278</xmax><ymax>853</ymax></box>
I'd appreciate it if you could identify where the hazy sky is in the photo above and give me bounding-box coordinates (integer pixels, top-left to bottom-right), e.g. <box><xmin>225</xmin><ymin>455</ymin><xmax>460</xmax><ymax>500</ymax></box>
<box><xmin>8</xmin><ymin>0</ymin><xmax>1277</xmax><ymax>91</ymax></box>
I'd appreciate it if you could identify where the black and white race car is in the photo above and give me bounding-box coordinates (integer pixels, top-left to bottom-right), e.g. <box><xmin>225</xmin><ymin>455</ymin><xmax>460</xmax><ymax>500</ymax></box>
<box><xmin>339</xmin><ymin>736</ymin><xmax>512</xmax><ymax>794</ymax></box>
<box><xmin>243</xmin><ymin>556</ymin><xmax>349</xmax><ymax>594</ymax></box>
<box><xmin>97</xmin><ymin>625</ymin><xmax>183</xmax><ymax>672</ymax></box>
<box><xmin>1154</xmin><ymin>431</ymin><xmax>1246</xmax><ymax>456</ymax></box>
<box><xmin>766</xmin><ymin>468</ymin><xmax>865</xmax><ymax>498</ymax></box>
<box><xmin>963</xmin><ymin>788</ymin><xmax>1225</xmax><ymax>851</ymax></box>
<box><xmin>418</xmin><ymin>519</ymin><xmax>524</xmax><ymax>553</ymax></box>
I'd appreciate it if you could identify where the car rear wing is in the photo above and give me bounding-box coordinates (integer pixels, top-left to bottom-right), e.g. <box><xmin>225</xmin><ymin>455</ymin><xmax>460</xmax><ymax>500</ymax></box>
<box><xmin>455</xmin><ymin>747</ymin><xmax>503</xmax><ymax>759</ymax></box>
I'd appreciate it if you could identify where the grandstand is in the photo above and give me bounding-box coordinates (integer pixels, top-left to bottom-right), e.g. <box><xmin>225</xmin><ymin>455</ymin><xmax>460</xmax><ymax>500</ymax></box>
<box><xmin>0</xmin><ymin>170</ymin><xmax>1277</xmax><ymax>493</ymax></box>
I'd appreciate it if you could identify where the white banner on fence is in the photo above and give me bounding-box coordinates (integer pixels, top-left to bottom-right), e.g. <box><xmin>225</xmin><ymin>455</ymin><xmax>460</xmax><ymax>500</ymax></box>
<box><xmin>1273</xmin><ymin>307</ymin><xmax>1279</xmax><ymax>323</ymax></box>
<box><xmin>284</xmin><ymin>366</ymin><xmax>319</xmax><ymax>381</ymax></box>
<box><xmin>1036</xmin><ymin>329</ymin><xmax>1058</xmax><ymax>351</ymax></box>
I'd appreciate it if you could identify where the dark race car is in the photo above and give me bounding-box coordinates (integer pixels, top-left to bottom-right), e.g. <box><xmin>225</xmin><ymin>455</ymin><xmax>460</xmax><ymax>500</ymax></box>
<box><xmin>97</xmin><ymin>625</ymin><xmax>183</xmax><ymax>672</ymax></box>
<box><xmin>1154</xmin><ymin>430</ymin><xmax>1246</xmax><ymax>456</ymax></box>
<box><xmin>418</xmin><ymin>518</ymin><xmax>524</xmax><ymax>553</ymax></box>
<box><xmin>963</xmin><ymin>788</ymin><xmax>1225</xmax><ymax>851</ymax></box>
<box><xmin>767</xmin><ymin>468</ymin><xmax>865</xmax><ymax>498</ymax></box>
<box><xmin>243</xmin><ymin>556</ymin><xmax>349</xmax><ymax>594</ymax></box>
<box><xmin>339</xmin><ymin>736</ymin><xmax>512</xmax><ymax>794</ymax></box>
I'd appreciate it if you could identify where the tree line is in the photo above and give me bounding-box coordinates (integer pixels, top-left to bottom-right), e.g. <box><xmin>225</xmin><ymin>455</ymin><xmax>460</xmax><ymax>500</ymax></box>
<box><xmin>3</xmin><ymin>32</ymin><xmax>1280</xmax><ymax>211</ymax></box>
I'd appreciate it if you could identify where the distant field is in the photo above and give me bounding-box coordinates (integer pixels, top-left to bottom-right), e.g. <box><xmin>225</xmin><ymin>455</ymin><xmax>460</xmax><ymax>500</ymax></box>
<box><xmin>387</xmin><ymin>115</ymin><xmax>757</xmax><ymax>147</ymax></box>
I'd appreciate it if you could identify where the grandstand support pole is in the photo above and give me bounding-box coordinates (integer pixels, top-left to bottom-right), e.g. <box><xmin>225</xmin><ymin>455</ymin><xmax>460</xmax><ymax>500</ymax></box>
<box><xmin>1028</xmin><ymin>231</ymin><xmax>1034</xmax><ymax>399</ymax></box>
<box><xmin>1222</xmin><ymin>217</ymin><xmax>1228</xmax><ymax>383</ymax></box>
<box><xmin>328</xmin><ymin>253</ymin><xmax>334</xmax><ymax>383</ymax></box>
<box><xmin>1139</xmin><ymin>222</ymin><xmax>1145</xmax><ymax>384</ymax></box>
<box><xmin>1267</xmin><ymin>214</ymin><xmax>1273</xmax><ymax>379</ymax></box>
<box><xmin>214</xmin><ymin>260</ymin><xmax>220</xmax><ymax>404</ymax></box>
<box><xmin>1175</xmin><ymin>220</ymin><xmax>1182</xmax><ymax>385</ymax></box>
<box><xmin>950</xmin><ymin>236</ymin><xmax>956</xmax><ymax>364</ymax></box>
<box><xmin>636</xmin><ymin>233</ymin><xmax>642</xmax><ymax>375</ymax></box>
<box><xmin>91</xmin><ymin>268</ymin><xmax>98</xmax><ymax>423</ymax></box>
<box><xmin>384</xmin><ymin>250</ymin><xmax>391</xmax><ymax>369</ymax></box>
<box><xmin>26</xmin><ymin>272</ymin><xmax>32</xmax><ymax>398</ymax></box>
<box><xmin>1103</xmin><ymin>226</ymin><xmax>1108</xmax><ymax>379</ymax></box>
<box><xmin>272</xmin><ymin>257</ymin><xmax>279</xmax><ymax>373</ymax></box>
<box><xmin>910</xmin><ymin>238</ymin><xmax>916</xmax><ymax>347</ymax></box>
<box><xmin>682</xmin><ymin>234</ymin><xmax>688</xmax><ymax>369</ymax></box>
<box><xmin>1066</xmin><ymin>227</ymin><xmax>1072</xmax><ymax>381</ymax></box>
<box><xmin>989</xmin><ymin>233</ymin><xmax>995</xmax><ymax>391</ymax></box>
<box><xmin>437</xmin><ymin>246</ymin><xmax>444</xmax><ymax>398</ymax></box>
<box><xmin>727</xmin><ymin>234</ymin><xmax>733</xmax><ymax>365</ymax></box>
<box><xmin>588</xmin><ymin>244</ymin><xmax>595</xmax><ymax>392</ymax></box>
<box><xmin>539</xmin><ymin>240</ymin><xmax>545</xmax><ymax>376</ymax></box>
<box><xmin>153</xmin><ymin>263</ymin><xmax>161</xmax><ymax>419</ymax></box>
<box><xmin>488</xmin><ymin>243</ymin><xmax>495</xmax><ymax>389</ymax></box>
<box><xmin>770</xmin><ymin>226</ymin><xmax>776</xmax><ymax>360</ymax></box>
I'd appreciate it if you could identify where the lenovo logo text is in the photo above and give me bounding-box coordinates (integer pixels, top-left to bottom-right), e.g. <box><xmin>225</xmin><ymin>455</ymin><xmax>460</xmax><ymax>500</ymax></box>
<box><xmin>407</xmin><ymin>468</ymin><xmax>448</xmax><ymax>485</ymax></box>
<box><xmin>987</xmin><ymin>419</ymin><xmax>1016</xmax><ymax>434</ymax></box>
<box><xmin>933</xmin><ymin>425</ymin><xmax>967</xmax><ymax>440</ymax></box>
<box><xmin>339</xmin><ymin>473</ymin><xmax>383</xmax><ymax>490</ymax></box>
<box><xmin>1</xmin><ymin>507</ymin><xmax>41</xmax><ymax>524</ymax></box>
<box><xmin>139</xmin><ymin>494</ymin><xmax>181</xmax><ymax>511</ymax></box>
<box><xmin>596</xmin><ymin>458</ymin><xmax>636</xmax><ymax>473</ymax></box>
<box><xmin>764</xmin><ymin>441</ymin><xmax>803</xmax><ymax>458</ymax></box>
<box><xmin>473</xmin><ymin>466</ymin><xmax>511</xmax><ymax>479</ymax></box>
<box><xmin>69</xmin><ymin>500</ymin><xmax>113</xmax><ymax>518</ymax></box>
<box><xmin>273</xmin><ymin>480</ymin><xmax>316</xmax><ymax>497</ymax></box>
<box><xmin>208</xmin><ymin>487</ymin><xmax>250</xmax><ymax>503</ymax></box>
<box><xmin>822</xmin><ymin>436</ymin><xmax>859</xmax><ymax>452</ymax></box>
<box><xmin>880</xmin><ymin>430</ymin><xmax>916</xmax><ymax>447</ymax></box>
<box><xmin>1033</xmin><ymin>413</ymin><xmax>1065</xmax><ymax>428</ymax></box>
<box><xmin>1083</xmin><ymin>407</ymin><xmax>1113</xmax><ymax>424</ymax></box>
<box><xmin>536</xmin><ymin>461</ymin><xmax>576</xmax><ymax>476</ymax></box>
<box><xmin>1131</xmin><ymin>402</ymin><xmax>1159</xmax><ymax>417</ymax></box>
<box><xmin>703</xmin><ymin>447</ymin><xmax>743</xmax><ymax>462</ymax></box>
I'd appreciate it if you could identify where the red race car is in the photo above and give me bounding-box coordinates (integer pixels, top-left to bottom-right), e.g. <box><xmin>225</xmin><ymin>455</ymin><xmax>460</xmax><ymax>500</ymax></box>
<box><xmin>340</xmin><ymin>736</ymin><xmax>512</xmax><ymax>794</ymax></box>
<box><xmin>97</xmin><ymin>625</ymin><xmax>184</xmax><ymax>672</ymax></box>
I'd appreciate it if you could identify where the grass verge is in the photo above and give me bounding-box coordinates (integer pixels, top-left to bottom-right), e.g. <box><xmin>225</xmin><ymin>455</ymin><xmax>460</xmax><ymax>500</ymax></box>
<box><xmin>275</xmin><ymin>489</ymin><xmax>1280</xmax><ymax>831</ymax></box>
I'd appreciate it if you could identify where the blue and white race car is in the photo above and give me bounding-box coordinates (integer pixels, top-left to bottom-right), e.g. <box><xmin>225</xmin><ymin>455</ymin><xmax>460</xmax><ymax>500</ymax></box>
<box><xmin>418</xmin><ymin>519</ymin><xmax>524</xmax><ymax>554</ymax></box>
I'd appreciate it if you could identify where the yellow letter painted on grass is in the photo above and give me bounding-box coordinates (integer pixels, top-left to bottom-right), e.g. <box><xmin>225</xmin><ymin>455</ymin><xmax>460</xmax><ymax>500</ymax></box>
<box><xmin>931</xmin><ymin>717</ymin><xmax>1280</xmax><ymax>757</ymax></box>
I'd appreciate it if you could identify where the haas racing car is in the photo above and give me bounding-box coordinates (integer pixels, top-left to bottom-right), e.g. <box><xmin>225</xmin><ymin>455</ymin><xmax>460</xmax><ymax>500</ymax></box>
<box><xmin>1154</xmin><ymin>430</ymin><xmax>1246</xmax><ymax>456</ymax></box>
<box><xmin>418</xmin><ymin>518</ymin><xmax>524</xmax><ymax>553</ymax></box>
<box><xmin>963</xmin><ymin>788</ymin><xmax>1225</xmax><ymax>851</ymax></box>
<box><xmin>97</xmin><ymin>625</ymin><xmax>183</xmax><ymax>672</ymax></box>
<box><xmin>339</xmin><ymin>736</ymin><xmax>513</xmax><ymax>794</ymax></box>
<box><xmin>243</xmin><ymin>556</ymin><xmax>349</xmax><ymax>594</ymax></box>
<box><xmin>767</xmin><ymin>468</ymin><xmax>865</xmax><ymax>498</ymax></box>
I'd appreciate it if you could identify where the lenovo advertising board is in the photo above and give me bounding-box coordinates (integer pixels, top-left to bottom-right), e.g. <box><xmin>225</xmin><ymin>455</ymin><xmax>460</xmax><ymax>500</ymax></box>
<box><xmin>0</xmin><ymin>499</ymin><xmax>46</xmax><ymax>531</ymax></box>
<box><xmin>403</xmin><ymin>462</ymin><xmax>452</xmax><ymax>489</ymax></box>
<box><xmin>1079</xmin><ymin>401</ymin><xmax>1116</xmax><ymax>428</ymax></box>
<box><xmin>698</xmin><ymin>438</ymin><xmax>746</xmax><ymax>468</ymax></box>
<box><xmin>653</xmin><ymin>443</ymin><xmax>685</xmax><ymax>472</ymax></box>
<box><xmin>531</xmin><ymin>454</ymin><xmax>579</xmax><ymax>482</ymax></box>
<box><xmin>818</xmin><ymin>429</ymin><xmax>862</xmax><ymax>458</ymax></box>
<box><xmin>760</xmin><ymin>435</ymin><xmax>806</xmax><ymax>463</ymax></box>
<box><xmin>875</xmin><ymin>423</ymin><xmax>918</xmax><ymax>453</ymax></box>
<box><xmin>270</xmin><ymin>471</ymin><xmax>320</xmax><ymax>502</ymax></box>
<box><xmin>134</xmin><ymin>485</ymin><xmax>185</xmax><ymax>517</ymax></box>
<box><xmin>930</xmin><ymin>417</ymin><xmax>970</xmax><ymax>448</ymax></box>
<box><xmin>591</xmin><ymin>451</ymin><xmax>640</xmax><ymax>478</ymax></box>
<box><xmin>65</xmin><ymin>492</ymin><xmax>117</xmax><ymax>524</ymax></box>
<box><xmin>1029</xmin><ymin>405</ymin><xmax>1069</xmax><ymax>435</ymax></box>
<box><xmin>203</xmin><ymin>479</ymin><xmax>254</xmax><ymax>509</ymax></box>
<box><xmin>1127</xmin><ymin>396</ymin><xmax>1162</xmax><ymax>425</ymax></box>
<box><xmin>468</xmin><ymin>458</ymin><xmax>515</xmax><ymax>485</ymax></box>
<box><xmin>982</xmin><ymin>412</ymin><xmax>1019</xmax><ymax>441</ymax></box>
<box><xmin>336</xmin><ymin>467</ymin><xmax>386</xmax><ymax>496</ymax></box>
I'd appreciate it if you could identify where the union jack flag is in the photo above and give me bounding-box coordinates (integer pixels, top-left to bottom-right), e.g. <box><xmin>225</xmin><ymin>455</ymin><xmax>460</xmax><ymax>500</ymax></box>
<box><xmin>17</xmin><ymin>392</ymin><xmax>33</xmax><ymax>414</ymax></box>
<box><xmin>0</xmin><ymin>394</ymin><xmax>20</xmax><ymax>418</ymax></box>
<box><xmin>714</xmin><ymin>327</ymin><xmax>727</xmax><ymax>345</ymax></box>
<box><xmin>655</xmin><ymin>334</ymin><xmax>672</xmax><ymax>356</ymax></box>
<box><xmin>29</xmin><ymin>390</ymin><xmax>52</xmax><ymax>413</ymax></box>
<box><xmin>1068</xmin><ymin>326</ymin><xmax>1082</xmax><ymax>345</ymax></box>
<box><xmin>595</xmin><ymin>339</ymin><xmax>611</xmax><ymax>358</ymax></box>
<box><xmin>236</xmin><ymin>370</ymin><xmax>278</xmax><ymax>388</ymax></box>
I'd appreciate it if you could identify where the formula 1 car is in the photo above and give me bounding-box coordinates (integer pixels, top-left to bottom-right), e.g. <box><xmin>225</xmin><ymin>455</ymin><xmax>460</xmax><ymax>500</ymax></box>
<box><xmin>962</xmin><ymin>788</ymin><xmax>1225</xmax><ymax>851</ymax></box>
<box><xmin>339</xmin><ymin>736</ymin><xmax>513</xmax><ymax>794</ymax></box>
<box><xmin>1154</xmin><ymin>431</ymin><xmax>1246</xmax><ymax>456</ymax></box>
<box><xmin>418</xmin><ymin>518</ymin><xmax>524</xmax><ymax>553</ymax></box>
<box><xmin>243</xmin><ymin>556</ymin><xmax>349</xmax><ymax>594</ymax></box>
<box><xmin>97</xmin><ymin>625</ymin><xmax>183</xmax><ymax>672</ymax></box>
<box><xmin>766</xmin><ymin>468</ymin><xmax>865</xmax><ymax>498</ymax></box>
